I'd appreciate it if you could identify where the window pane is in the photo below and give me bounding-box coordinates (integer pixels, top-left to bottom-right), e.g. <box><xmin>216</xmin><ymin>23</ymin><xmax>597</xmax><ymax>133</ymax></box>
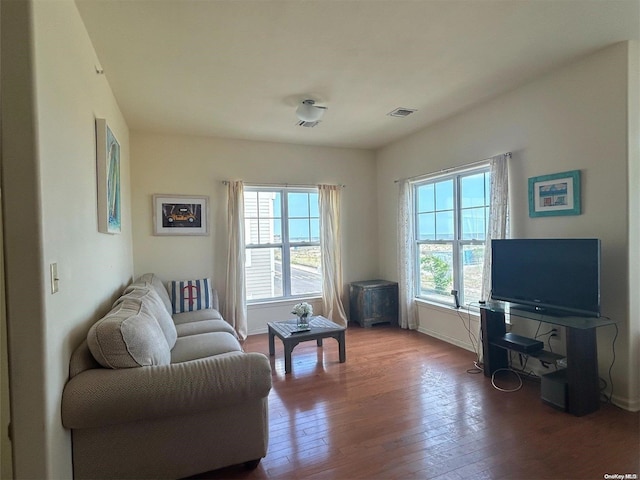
<box><xmin>245</xmin><ymin>191</ymin><xmax>281</xmax><ymax>245</ymax></box>
<box><xmin>417</xmin><ymin>184</ymin><xmax>435</xmax><ymax>213</ymax></box>
<box><xmin>258</xmin><ymin>191</ymin><xmax>280</xmax><ymax>218</ymax></box>
<box><xmin>435</xmin><ymin>180</ymin><xmax>454</xmax><ymax>210</ymax></box>
<box><xmin>309</xmin><ymin>193</ymin><xmax>319</xmax><ymax>217</ymax></box>
<box><xmin>461</xmin><ymin>207</ymin><xmax>486</xmax><ymax>240</ymax></box>
<box><xmin>245</xmin><ymin>247</ymin><xmax>283</xmax><ymax>300</ymax></box>
<box><xmin>418</xmin><ymin>243</ymin><xmax>453</xmax><ymax>299</ymax></box>
<box><xmin>271</xmin><ymin>191</ymin><xmax>282</xmax><ymax>217</ymax></box>
<box><xmin>245</xmin><ymin>217</ymin><xmax>259</xmax><ymax>245</ymax></box>
<box><xmin>290</xmin><ymin>246</ymin><xmax>322</xmax><ymax>296</ymax></box>
<box><xmin>244</xmin><ymin>191</ymin><xmax>258</xmax><ymax>214</ymax></box>
<box><xmin>257</xmin><ymin>218</ymin><xmax>280</xmax><ymax>244</ymax></box>
<box><xmin>485</xmin><ymin>172</ymin><xmax>491</xmax><ymax>200</ymax></box>
<box><xmin>417</xmin><ymin>212</ymin><xmax>435</xmax><ymax>240</ymax></box>
<box><xmin>461</xmin><ymin>173</ymin><xmax>486</xmax><ymax>208</ymax></box>
<box><xmin>288</xmin><ymin>192</ymin><xmax>310</xmax><ymax>217</ymax></box>
<box><xmin>289</xmin><ymin>219</ymin><xmax>310</xmax><ymax>242</ymax></box>
<box><xmin>273</xmin><ymin>219</ymin><xmax>282</xmax><ymax>243</ymax></box>
<box><xmin>461</xmin><ymin>244</ymin><xmax>485</xmax><ymax>304</ymax></box>
<box><xmin>310</xmin><ymin>218</ymin><xmax>320</xmax><ymax>242</ymax></box>
<box><xmin>435</xmin><ymin>211</ymin><xmax>454</xmax><ymax>240</ymax></box>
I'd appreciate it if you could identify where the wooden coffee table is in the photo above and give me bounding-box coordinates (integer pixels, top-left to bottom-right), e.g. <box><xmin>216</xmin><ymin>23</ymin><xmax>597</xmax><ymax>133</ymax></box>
<box><xmin>268</xmin><ymin>316</ymin><xmax>346</xmax><ymax>374</ymax></box>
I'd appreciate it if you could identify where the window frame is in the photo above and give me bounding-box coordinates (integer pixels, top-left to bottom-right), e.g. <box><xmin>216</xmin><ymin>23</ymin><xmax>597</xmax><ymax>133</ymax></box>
<box><xmin>413</xmin><ymin>164</ymin><xmax>491</xmax><ymax>307</ymax></box>
<box><xmin>244</xmin><ymin>186</ymin><xmax>321</xmax><ymax>303</ymax></box>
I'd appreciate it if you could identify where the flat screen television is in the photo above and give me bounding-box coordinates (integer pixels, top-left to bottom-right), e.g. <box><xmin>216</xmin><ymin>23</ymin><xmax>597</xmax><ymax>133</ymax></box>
<box><xmin>491</xmin><ymin>238</ymin><xmax>601</xmax><ymax>318</ymax></box>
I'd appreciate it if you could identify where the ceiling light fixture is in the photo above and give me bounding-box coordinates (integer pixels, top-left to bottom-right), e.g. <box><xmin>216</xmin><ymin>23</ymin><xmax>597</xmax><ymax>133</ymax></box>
<box><xmin>296</xmin><ymin>99</ymin><xmax>327</xmax><ymax>123</ymax></box>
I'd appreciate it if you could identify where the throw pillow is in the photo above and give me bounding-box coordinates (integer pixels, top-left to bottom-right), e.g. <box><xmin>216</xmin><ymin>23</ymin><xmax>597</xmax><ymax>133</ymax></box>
<box><xmin>167</xmin><ymin>278</ymin><xmax>213</xmax><ymax>314</ymax></box>
<box><xmin>115</xmin><ymin>285</ymin><xmax>178</xmax><ymax>349</ymax></box>
<box><xmin>87</xmin><ymin>300</ymin><xmax>171</xmax><ymax>368</ymax></box>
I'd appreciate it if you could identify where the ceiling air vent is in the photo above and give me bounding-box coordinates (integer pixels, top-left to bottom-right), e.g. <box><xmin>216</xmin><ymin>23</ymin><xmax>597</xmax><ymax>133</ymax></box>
<box><xmin>297</xmin><ymin>120</ymin><xmax>321</xmax><ymax>128</ymax></box>
<box><xmin>387</xmin><ymin>107</ymin><xmax>417</xmax><ymax>118</ymax></box>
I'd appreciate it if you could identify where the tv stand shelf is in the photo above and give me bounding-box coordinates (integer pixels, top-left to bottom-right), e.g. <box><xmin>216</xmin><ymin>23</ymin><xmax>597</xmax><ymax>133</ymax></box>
<box><xmin>490</xmin><ymin>338</ymin><xmax>565</xmax><ymax>365</ymax></box>
<box><xmin>480</xmin><ymin>302</ymin><xmax>614</xmax><ymax>416</ymax></box>
<box><xmin>528</xmin><ymin>349</ymin><xmax>565</xmax><ymax>365</ymax></box>
<box><xmin>490</xmin><ymin>332</ymin><xmax>544</xmax><ymax>354</ymax></box>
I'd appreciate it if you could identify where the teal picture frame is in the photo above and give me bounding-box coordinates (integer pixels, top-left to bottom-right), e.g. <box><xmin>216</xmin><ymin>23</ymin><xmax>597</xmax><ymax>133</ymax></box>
<box><xmin>528</xmin><ymin>170</ymin><xmax>581</xmax><ymax>218</ymax></box>
<box><xmin>96</xmin><ymin>118</ymin><xmax>121</xmax><ymax>234</ymax></box>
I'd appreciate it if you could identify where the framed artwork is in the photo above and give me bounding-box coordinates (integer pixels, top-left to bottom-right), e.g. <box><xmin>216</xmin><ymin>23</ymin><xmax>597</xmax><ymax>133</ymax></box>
<box><xmin>96</xmin><ymin>118</ymin><xmax>121</xmax><ymax>234</ymax></box>
<box><xmin>528</xmin><ymin>170</ymin><xmax>581</xmax><ymax>218</ymax></box>
<box><xmin>153</xmin><ymin>194</ymin><xmax>209</xmax><ymax>236</ymax></box>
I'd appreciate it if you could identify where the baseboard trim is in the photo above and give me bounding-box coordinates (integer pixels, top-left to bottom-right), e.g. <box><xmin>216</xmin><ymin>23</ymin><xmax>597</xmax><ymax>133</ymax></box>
<box><xmin>416</xmin><ymin>326</ymin><xmax>477</xmax><ymax>355</ymax></box>
<box><xmin>610</xmin><ymin>393</ymin><xmax>640</xmax><ymax>412</ymax></box>
<box><xmin>247</xmin><ymin>327</ymin><xmax>268</xmax><ymax>336</ymax></box>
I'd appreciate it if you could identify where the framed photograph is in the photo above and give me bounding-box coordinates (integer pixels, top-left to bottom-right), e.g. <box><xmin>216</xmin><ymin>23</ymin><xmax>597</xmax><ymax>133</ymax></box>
<box><xmin>528</xmin><ymin>170</ymin><xmax>581</xmax><ymax>217</ymax></box>
<box><xmin>153</xmin><ymin>194</ymin><xmax>209</xmax><ymax>236</ymax></box>
<box><xmin>96</xmin><ymin>118</ymin><xmax>121</xmax><ymax>234</ymax></box>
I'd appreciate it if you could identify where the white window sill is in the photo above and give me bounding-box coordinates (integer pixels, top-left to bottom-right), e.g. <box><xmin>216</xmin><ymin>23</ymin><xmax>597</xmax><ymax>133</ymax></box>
<box><xmin>247</xmin><ymin>296</ymin><xmax>322</xmax><ymax>310</ymax></box>
<box><xmin>414</xmin><ymin>297</ymin><xmax>481</xmax><ymax>320</ymax></box>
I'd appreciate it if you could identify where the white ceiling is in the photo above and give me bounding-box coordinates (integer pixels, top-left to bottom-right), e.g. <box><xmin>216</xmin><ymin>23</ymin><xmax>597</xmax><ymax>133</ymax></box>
<box><xmin>76</xmin><ymin>0</ymin><xmax>639</xmax><ymax>150</ymax></box>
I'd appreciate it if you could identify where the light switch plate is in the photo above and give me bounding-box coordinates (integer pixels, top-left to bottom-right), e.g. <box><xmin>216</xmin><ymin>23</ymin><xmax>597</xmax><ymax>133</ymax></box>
<box><xmin>50</xmin><ymin>263</ymin><xmax>59</xmax><ymax>294</ymax></box>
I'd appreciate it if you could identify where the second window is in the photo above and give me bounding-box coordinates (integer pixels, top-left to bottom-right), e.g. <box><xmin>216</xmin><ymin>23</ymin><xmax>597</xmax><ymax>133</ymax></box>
<box><xmin>244</xmin><ymin>188</ymin><xmax>322</xmax><ymax>301</ymax></box>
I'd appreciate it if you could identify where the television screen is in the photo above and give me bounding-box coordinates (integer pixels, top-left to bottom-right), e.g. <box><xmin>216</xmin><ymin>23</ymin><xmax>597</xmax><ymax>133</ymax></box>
<box><xmin>490</xmin><ymin>238</ymin><xmax>601</xmax><ymax>317</ymax></box>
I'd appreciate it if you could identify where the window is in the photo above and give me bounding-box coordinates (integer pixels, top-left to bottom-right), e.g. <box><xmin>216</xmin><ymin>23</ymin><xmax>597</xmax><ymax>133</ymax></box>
<box><xmin>414</xmin><ymin>166</ymin><xmax>490</xmax><ymax>307</ymax></box>
<box><xmin>244</xmin><ymin>188</ymin><xmax>322</xmax><ymax>301</ymax></box>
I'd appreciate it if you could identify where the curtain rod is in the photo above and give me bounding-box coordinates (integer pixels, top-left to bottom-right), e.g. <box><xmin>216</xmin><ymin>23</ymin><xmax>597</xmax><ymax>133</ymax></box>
<box><xmin>394</xmin><ymin>152</ymin><xmax>512</xmax><ymax>184</ymax></box>
<box><xmin>221</xmin><ymin>181</ymin><xmax>345</xmax><ymax>188</ymax></box>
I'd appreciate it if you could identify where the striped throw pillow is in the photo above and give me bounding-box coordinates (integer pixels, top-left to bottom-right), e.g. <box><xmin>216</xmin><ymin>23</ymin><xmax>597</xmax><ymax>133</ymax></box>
<box><xmin>167</xmin><ymin>278</ymin><xmax>213</xmax><ymax>314</ymax></box>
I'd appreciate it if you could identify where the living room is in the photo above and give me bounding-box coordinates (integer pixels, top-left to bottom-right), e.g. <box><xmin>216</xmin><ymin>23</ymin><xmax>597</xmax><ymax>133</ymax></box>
<box><xmin>1</xmin><ymin>1</ymin><xmax>638</xmax><ymax>479</ymax></box>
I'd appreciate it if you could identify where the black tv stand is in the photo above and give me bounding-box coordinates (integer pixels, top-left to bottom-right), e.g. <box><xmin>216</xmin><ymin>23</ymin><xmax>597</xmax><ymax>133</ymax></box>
<box><xmin>480</xmin><ymin>302</ymin><xmax>614</xmax><ymax>416</ymax></box>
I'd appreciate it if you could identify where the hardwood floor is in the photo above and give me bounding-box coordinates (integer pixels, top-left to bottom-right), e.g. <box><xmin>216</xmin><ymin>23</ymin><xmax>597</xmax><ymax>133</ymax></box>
<box><xmin>192</xmin><ymin>325</ymin><xmax>639</xmax><ymax>480</ymax></box>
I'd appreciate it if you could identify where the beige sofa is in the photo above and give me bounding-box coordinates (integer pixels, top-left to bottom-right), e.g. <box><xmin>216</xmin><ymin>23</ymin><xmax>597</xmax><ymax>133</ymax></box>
<box><xmin>62</xmin><ymin>273</ymin><xmax>272</xmax><ymax>480</ymax></box>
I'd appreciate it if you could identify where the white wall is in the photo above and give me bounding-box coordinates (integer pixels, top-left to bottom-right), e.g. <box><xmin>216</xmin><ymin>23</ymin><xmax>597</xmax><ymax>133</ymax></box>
<box><xmin>2</xmin><ymin>1</ymin><xmax>133</xmax><ymax>477</ymax></box>
<box><xmin>131</xmin><ymin>133</ymin><xmax>377</xmax><ymax>334</ymax></box>
<box><xmin>376</xmin><ymin>42</ymin><xmax>638</xmax><ymax>410</ymax></box>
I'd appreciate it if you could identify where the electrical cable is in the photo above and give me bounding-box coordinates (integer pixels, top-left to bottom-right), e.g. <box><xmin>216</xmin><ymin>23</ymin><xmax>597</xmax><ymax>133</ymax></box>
<box><xmin>491</xmin><ymin>368</ymin><xmax>523</xmax><ymax>392</ymax></box>
<box><xmin>607</xmin><ymin>322</ymin><xmax>618</xmax><ymax>403</ymax></box>
<box><xmin>456</xmin><ymin>303</ymin><xmax>483</xmax><ymax>374</ymax></box>
<box><xmin>510</xmin><ymin>364</ymin><xmax>541</xmax><ymax>381</ymax></box>
<box><xmin>598</xmin><ymin>319</ymin><xmax>618</xmax><ymax>404</ymax></box>
<box><xmin>536</xmin><ymin>328</ymin><xmax>557</xmax><ymax>338</ymax></box>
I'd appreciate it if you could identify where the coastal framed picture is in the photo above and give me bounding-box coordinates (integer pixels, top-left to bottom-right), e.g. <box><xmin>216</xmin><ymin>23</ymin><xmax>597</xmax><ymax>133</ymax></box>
<box><xmin>153</xmin><ymin>194</ymin><xmax>209</xmax><ymax>236</ymax></box>
<box><xmin>528</xmin><ymin>170</ymin><xmax>581</xmax><ymax>218</ymax></box>
<box><xmin>96</xmin><ymin>118</ymin><xmax>121</xmax><ymax>234</ymax></box>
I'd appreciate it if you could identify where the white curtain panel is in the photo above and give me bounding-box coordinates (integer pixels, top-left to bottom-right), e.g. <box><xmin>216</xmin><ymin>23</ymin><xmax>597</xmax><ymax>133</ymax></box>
<box><xmin>318</xmin><ymin>185</ymin><xmax>348</xmax><ymax>327</ymax></box>
<box><xmin>480</xmin><ymin>153</ymin><xmax>510</xmax><ymax>301</ymax></box>
<box><xmin>397</xmin><ymin>180</ymin><xmax>418</xmax><ymax>330</ymax></box>
<box><xmin>478</xmin><ymin>154</ymin><xmax>510</xmax><ymax>362</ymax></box>
<box><xmin>224</xmin><ymin>180</ymin><xmax>248</xmax><ymax>340</ymax></box>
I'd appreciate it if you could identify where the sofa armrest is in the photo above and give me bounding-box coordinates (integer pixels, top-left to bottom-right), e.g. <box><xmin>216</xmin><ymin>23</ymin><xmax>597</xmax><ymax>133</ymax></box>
<box><xmin>62</xmin><ymin>352</ymin><xmax>272</xmax><ymax>429</ymax></box>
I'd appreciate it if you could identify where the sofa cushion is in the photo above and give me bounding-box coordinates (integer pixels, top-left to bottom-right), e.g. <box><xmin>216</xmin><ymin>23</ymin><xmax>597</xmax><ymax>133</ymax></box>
<box><xmin>170</xmin><ymin>332</ymin><xmax>243</xmax><ymax>364</ymax></box>
<box><xmin>167</xmin><ymin>278</ymin><xmax>214</xmax><ymax>314</ymax></box>
<box><xmin>116</xmin><ymin>285</ymin><xmax>178</xmax><ymax>348</ymax></box>
<box><xmin>87</xmin><ymin>300</ymin><xmax>171</xmax><ymax>368</ymax></box>
<box><xmin>131</xmin><ymin>273</ymin><xmax>174</xmax><ymax>313</ymax></box>
<box><xmin>172</xmin><ymin>308</ymin><xmax>223</xmax><ymax>325</ymax></box>
<box><xmin>175</xmin><ymin>319</ymin><xmax>238</xmax><ymax>338</ymax></box>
